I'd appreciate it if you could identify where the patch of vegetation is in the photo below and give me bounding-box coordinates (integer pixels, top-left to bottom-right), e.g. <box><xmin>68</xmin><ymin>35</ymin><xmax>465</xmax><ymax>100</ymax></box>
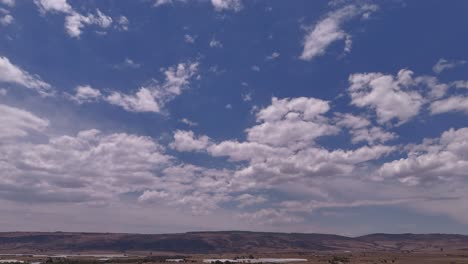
<box><xmin>328</xmin><ymin>255</ymin><xmax>350</xmax><ymax>264</ymax></box>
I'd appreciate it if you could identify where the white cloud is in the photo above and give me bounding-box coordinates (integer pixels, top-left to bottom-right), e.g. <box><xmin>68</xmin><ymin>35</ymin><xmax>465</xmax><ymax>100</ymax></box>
<box><xmin>176</xmin><ymin>97</ymin><xmax>395</xmax><ymax>194</ymax></box>
<box><xmin>266</xmin><ymin>52</ymin><xmax>280</xmax><ymax>60</ymax></box>
<box><xmin>251</xmin><ymin>65</ymin><xmax>260</xmax><ymax>72</ymax></box>
<box><xmin>0</xmin><ymin>105</ymin><xmax>239</xmax><ymax>215</ymax></box>
<box><xmin>349</xmin><ymin>126</ymin><xmax>397</xmax><ymax>145</ymax></box>
<box><xmin>242</xmin><ymin>92</ymin><xmax>252</xmax><ymax>102</ymax></box>
<box><xmin>138</xmin><ymin>190</ymin><xmax>169</xmax><ymax>202</ymax></box>
<box><xmin>348</xmin><ymin>69</ymin><xmax>425</xmax><ymax>125</ymax></box>
<box><xmin>139</xmin><ymin>164</ymin><xmax>236</xmax><ymax>214</ymax></box>
<box><xmin>152</xmin><ymin>0</ymin><xmax>241</xmax><ymax>12</ymax></box>
<box><xmin>0</xmin><ymin>56</ymin><xmax>52</xmax><ymax>95</ymax></box>
<box><xmin>433</xmin><ymin>58</ymin><xmax>466</xmax><ymax>74</ymax></box>
<box><xmin>153</xmin><ymin>0</ymin><xmax>185</xmax><ymax>7</ymax></box>
<box><xmin>114</xmin><ymin>58</ymin><xmax>141</xmax><ymax>69</ymax></box>
<box><xmin>335</xmin><ymin>113</ymin><xmax>396</xmax><ymax>145</ymax></box>
<box><xmin>0</xmin><ymin>0</ymin><xmax>14</xmax><ymax>7</ymax></box>
<box><xmin>209</xmin><ymin>38</ymin><xmax>223</xmax><ymax>48</ymax></box>
<box><xmin>0</xmin><ymin>128</ymin><xmax>171</xmax><ymax>203</ymax></box>
<box><xmin>0</xmin><ymin>103</ymin><xmax>49</xmax><ymax>139</ymax></box>
<box><xmin>247</xmin><ymin>97</ymin><xmax>337</xmax><ymax>148</ymax></box>
<box><xmin>430</xmin><ymin>96</ymin><xmax>468</xmax><ymax>115</ymax></box>
<box><xmin>106</xmin><ymin>62</ymin><xmax>198</xmax><ymax>113</ymax></box>
<box><xmin>107</xmin><ymin>87</ymin><xmax>161</xmax><ymax>112</ymax></box>
<box><xmin>64</xmin><ymin>9</ymin><xmax>112</xmax><ymax>38</ymax></box>
<box><xmin>334</xmin><ymin>113</ymin><xmax>370</xmax><ymax>129</ymax></box>
<box><xmin>377</xmin><ymin>127</ymin><xmax>468</xmax><ymax>185</ymax></box>
<box><xmin>0</xmin><ymin>13</ymin><xmax>13</xmax><ymax>26</ymax></box>
<box><xmin>239</xmin><ymin>209</ymin><xmax>304</xmax><ymax>225</ymax></box>
<box><xmin>180</xmin><ymin>118</ymin><xmax>198</xmax><ymax>127</ymax></box>
<box><xmin>116</xmin><ymin>15</ymin><xmax>129</xmax><ymax>31</ymax></box>
<box><xmin>34</xmin><ymin>0</ymin><xmax>72</xmax><ymax>13</ymax></box>
<box><xmin>452</xmin><ymin>80</ymin><xmax>468</xmax><ymax>89</ymax></box>
<box><xmin>415</xmin><ymin>75</ymin><xmax>449</xmax><ymax>99</ymax></box>
<box><xmin>300</xmin><ymin>4</ymin><xmax>378</xmax><ymax>61</ymax></box>
<box><xmin>184</xmin><ymin>34</ymin><xmax>196</xmax><ymax>44</ymax></box>
<box><xmin>211</xmin><ymin>0</ymin><xmax>242</xmax><ymax>12</ymax></box>
<box><xmin>34</xmin><ymin>0</ymin><xmax>115</xmax><ymax>38</ymax></box>
<box><xmin>170</xmin><ymin>130</ymin><xmax>211</xmax><ymax>152</ymax></box>
<box><xmin>70</xmin><ymin>85</ymin><xmax>102</xmax><ymax>104</ymax></box>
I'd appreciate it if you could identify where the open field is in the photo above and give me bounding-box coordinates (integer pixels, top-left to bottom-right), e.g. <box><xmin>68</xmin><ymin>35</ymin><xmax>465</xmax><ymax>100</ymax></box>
<box><xmin>2</xmin><ymin>251</ymin><xmax>468</xmax><ymax>264</ymax></box>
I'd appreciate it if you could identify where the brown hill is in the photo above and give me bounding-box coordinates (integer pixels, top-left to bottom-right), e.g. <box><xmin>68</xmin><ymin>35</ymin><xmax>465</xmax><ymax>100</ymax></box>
<box><xmin>0</xmin><ymin>231</ymin><xmax>467</xmax><ymax>254</ymax></box>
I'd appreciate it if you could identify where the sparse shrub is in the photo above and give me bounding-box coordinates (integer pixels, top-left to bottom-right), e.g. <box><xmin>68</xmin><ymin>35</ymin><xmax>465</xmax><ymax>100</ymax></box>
<box><xmin>328</xmin><ymin>255</ymin><xmax>350</xmax><ymax>264</ymax></box>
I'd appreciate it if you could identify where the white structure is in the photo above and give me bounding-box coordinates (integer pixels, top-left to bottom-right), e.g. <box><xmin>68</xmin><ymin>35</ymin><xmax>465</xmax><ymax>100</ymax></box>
<box><xmin>203</xmin><ymin>258</ymin><xmax>307</xmax><ymax>263</ymax></box>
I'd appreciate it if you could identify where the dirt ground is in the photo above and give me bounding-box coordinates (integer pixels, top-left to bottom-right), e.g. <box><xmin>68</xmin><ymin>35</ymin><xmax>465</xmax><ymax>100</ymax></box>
<box><xmin>3</xmin><ymin>251</ymin><xmax>468</xmax><ymax>264</ymax></box>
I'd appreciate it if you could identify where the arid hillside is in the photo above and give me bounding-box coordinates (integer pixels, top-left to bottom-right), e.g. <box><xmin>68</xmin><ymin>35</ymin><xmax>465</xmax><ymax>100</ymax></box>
<box><xmin>0</xmin><ymin>231</ymin><xmax>467</xmax><ymax>254</ymax></box>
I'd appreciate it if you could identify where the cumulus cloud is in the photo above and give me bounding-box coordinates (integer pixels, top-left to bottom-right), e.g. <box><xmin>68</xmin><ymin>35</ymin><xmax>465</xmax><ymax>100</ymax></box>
<box><xmin>451</xmin><ymin>80</ymin><xmax>468</xmax><ymax>89</ymax></box>
<box><xmin>116</xmin><ymin>15</ymin><xmax>129</xmax><ymax>31</ymax></box>
<box><xmin>430</xmin><ymin>96</ymin><xmax>468</xmax><ymax>115</ymax></box>
<box><xmin>106</xmin><ymin>62</ymin><xmax>198</xmax><ymax>112</ymax></box>
<box><xmin>433</xmin><ymin>58</ymin><xmax>466</xmax><ymax>74</ymax></box>
<box><xmin>170</xmin><ymin>130</ymin><xmax>211</xmax><ymax>152</ymax></box>
<box><xmin>347</xmin><ymin>69</ymin><xmax>450</xmax><ymax>125</ymax></box>
<box><xmin>0</xmin><ymin>128</ymin><xmax>172</xmax><ymax>203</ymax></box>
<box><xmin>64</xmin><ymin>9</ymin><xmax>112</xmax><ymax>38</ymax></box>
<box><xmin>67</xmin><ymin>61</ymin><xmax>198</xmax><ymax>113</ymax></box>
<box><xmin>34</xmin><ymin>0</ymin><xmax>72</xmax><ymax>13</ymax></box>
<box><xmin>0</xmin><ymin>104</ymin><xmax>49</xmax><ymax>139</ymax></box>
<box><xmin>70</xmin><ymin>85</ymin><xmax>102</xmax><ymax>103</ymax></box>
<box><xmin>138</xmin><ymin>164</ymin><xmax>236</xmax><ymax>214</ymax></box>
<box><xmin>335</xmin><ymin>113</ymin><xmax>397</xmax><ymax>145</ymax></box>
<box><xmin>174</xmin><ymin>96</ymin><xmax>395</xmax><ymax>193</ymax></box>
<box><xmin>300</xmin><ymin>4</ymin><xmax>378</xmax><ymax>61</ymax></box>
<box><xmin>211</xmin><ymin>0</ymin><xmax>242</xmax><ymax>12</ymax></box>
<box><xmin>247</xmin><ymin>97</ymin><xmax>337</xmax><ymax>148</ymax></box>
<box><xmin>377</xmin><ymin>127</ymin><xmax>468</xmax><ymax>185</ymax></box>
<box><xmin>0</xmin><ymin>56</ymin><xmax>52</xmax><ymax>95</ymax></box>
<box><xmin>34</xmin><ymin>0</ymin><xmax>115</xmax><ymax>38</ymax></box>
<box><xmin>0</xmin><ymin>105</ymin><xmax>241</xmax><ymax>214</ymax></box>
<box><xmin>107</xmin><ymin>87</ymin><xmax>161</xmax><ymax>112</ymax></box>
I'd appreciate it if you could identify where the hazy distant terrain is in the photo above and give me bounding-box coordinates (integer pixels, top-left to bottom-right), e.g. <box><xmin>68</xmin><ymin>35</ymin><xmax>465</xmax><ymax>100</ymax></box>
<box><xmin>1</xmin><ymin>231</ymin><xmax>468</xmax><ymax>254</ymax></box>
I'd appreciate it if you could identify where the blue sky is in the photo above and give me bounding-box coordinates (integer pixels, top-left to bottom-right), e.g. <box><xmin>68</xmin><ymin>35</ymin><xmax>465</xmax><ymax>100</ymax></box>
<box><xmin>1</xmin><ymin>0</ymin><xmax>468</xmax><ymax>235</ymax></box>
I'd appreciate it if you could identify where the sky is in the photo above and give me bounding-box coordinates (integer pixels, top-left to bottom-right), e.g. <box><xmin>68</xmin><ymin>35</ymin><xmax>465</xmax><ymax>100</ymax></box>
<box><xmin>1</xmin><ymin>0</ymin><xmax>468</xmax><ymax>236</ymax></box>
